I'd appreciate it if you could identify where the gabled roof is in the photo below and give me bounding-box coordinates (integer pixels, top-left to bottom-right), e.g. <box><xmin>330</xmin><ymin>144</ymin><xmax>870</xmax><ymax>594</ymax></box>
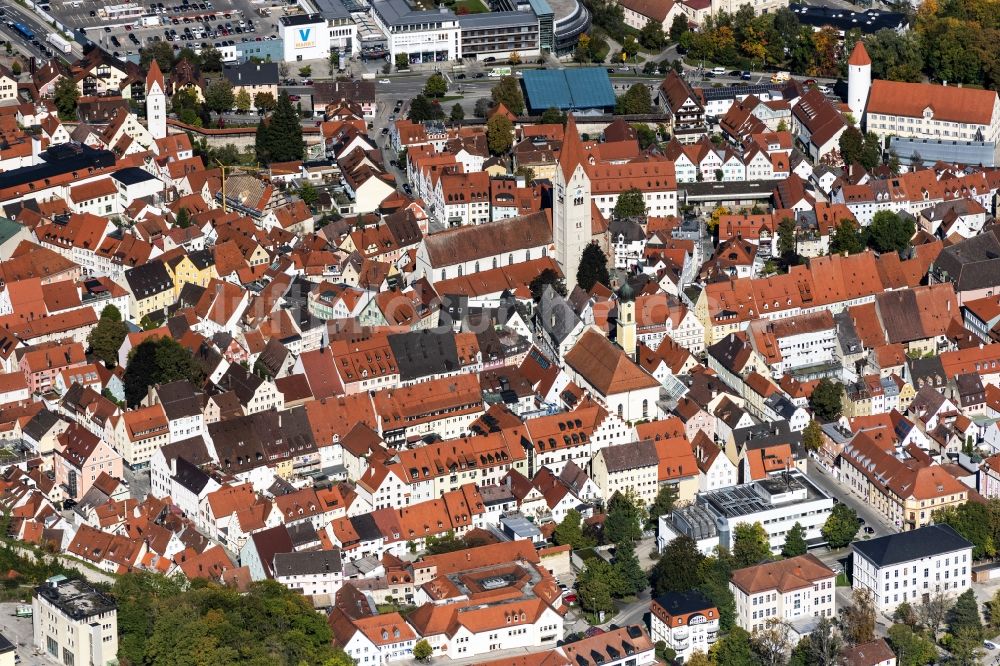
<box><xmin>564</xmin><ymin>329</ymin><xmax>659</xmax><ymax>396</ymax></box>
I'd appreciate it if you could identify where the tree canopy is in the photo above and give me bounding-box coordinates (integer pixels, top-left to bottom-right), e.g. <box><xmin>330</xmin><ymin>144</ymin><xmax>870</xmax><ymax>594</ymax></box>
<box><xmin>88</xmin><ymin>305</ymin><xmax>128</xmax><ymax>368</ymax></box>
<box><xmin>255</xmin><ymin>91</ymin><xmax>304</xmax><ymax>164</ymax></box>
<box><xmin>486</xmin><ymin>114</ymin><xmax>514</xmax><ymax>155</ymax></box>
<box><xmin>615</xmin><ymin>84</ymin><xmax>652</xmax><ymax>115</ymax></box>
<box><xmin>113</xmin><ymin>572</ymin><xmax>353</xmax><ymax>666</ymax></box>
<box><xmin>123</xmin><ymin>336</ymin><xmax>205</xmax><ymax>407</ymax></box>
<box><xmin>809</xmin><ymin>378</ymin><xmax>844</xmax><ymax>422</ymax></box>
<box><xmin>613</xmin><ymin>188</ymin><xmax>647</xmax><ymax>220</ymax></box>
<box><xmin>204</xmin><ymin>78</ymin><xmax>235</xmax><ymax>114</ymax></box>
<box><xmin>732</xmin><ymin>522</ymin><xmax>771</xmax><ymax>568</ymax></box>
<box><xmin>490</xmin><ymin>76</ymin><xmax>525</xmax><ymax>115</ymax></box>
<box><xmin>821</xmin><ymin>503</ymin><xmax>860</xmax><ymax>549</ymax></box>
<box><xmin>423</xmin><ymin>73</ymin><xmax>448</xmax><ymax>98</ymax></box>
<box><xmin>577</xmin><ymin>242</ymin><xmax>611</xmax><ymax>292</ymax></box>
<box><xmin>54</xmin><ymin>77</ymin><xmax>80</xmax><ymax>120</ymax></box>
<box><xmin>605</xmin><ymin>489</ymin><xmax>647</xmax><ymax>544</ymax></box>
<box><xmin>781</xmin><ymin>522</ymin><xmax>808</xmax><ymax>558</ymax></box>
<box><xmin>867</xmin><ymin>210</ymin><xmax>915</xmax><ymax>254</ymax></box>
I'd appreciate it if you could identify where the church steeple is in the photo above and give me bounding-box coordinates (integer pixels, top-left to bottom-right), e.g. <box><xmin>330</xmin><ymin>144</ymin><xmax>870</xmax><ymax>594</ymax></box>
<box><xmin>145</xmin><ymin>59</ymin><xmax>166</xmax><ymax>141</ymax></box>
<box><xmin>553</xmin><ymin>113</ymin><xmax>591</xmax><ymax>293</ymax></box>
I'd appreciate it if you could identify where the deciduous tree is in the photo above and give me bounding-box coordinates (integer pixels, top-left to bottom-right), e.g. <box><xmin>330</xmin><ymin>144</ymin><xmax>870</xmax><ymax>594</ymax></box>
<box><xmin>781</xmin><ymin>522</ymin><xmax>808</xmax><ymax>558</ymax></box>
<box><xmin>486</xmin><ymin>114</ymin><xmax>514</xmax><ymax>154</ymax></box>
<box><xmin>733</xmin><ymin>522</ymin><xmax>771</xmax><ymax>567</ymax></box>
<box><xmin>652</xmin><ymin>536</ymin><xmax>704</xmax><ymax>595</ymax></box>
<box><xmin>613</xmin><ymin>188</ymin><xmax>647</xmax><ymax>219</ymax></box>
<box><xmin>841</xmin><ymin>588</ymin><xmax>876</xmax><ymax>645</ymax></box>
<box><xmin>204</xmin><ymin>78</ymin><xmax>235</xmax><ymax>114</ymax></box>
<box><xmin>821</xmin><ymin>503</ymin><xmax>859</xmax><ymax>548</ymax></box>
<box><xmin>490</xmin><ymin>75</ymin><xmax>525</xmax><ymax>115</ymax></box>
<box><xmin>605</xmin><ymin>489</ymin><xmax>647</xmax><ymax>544</ymax></box>
<box><xmin>809</xmin><ymin>378</ymin><xmax>844</xmax><ymax>421</ymax></box>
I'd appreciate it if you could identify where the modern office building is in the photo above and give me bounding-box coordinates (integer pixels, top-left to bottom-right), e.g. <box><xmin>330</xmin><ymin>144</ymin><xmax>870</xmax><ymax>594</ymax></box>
<box><xmin>458</xmin><ymin>11</ymin><xmax>541</xmax><ymax>60</ymax></box>
<box><xmin>33</xmin><ymin>576</ymin><xmax>118</xmax><ymax>666</ymax></box>
<box><xmin>696</xmin><ymin>471</ymin><xmax>834</xmax><ymax>554</ymax></box>
<box><xmin>279</xmin><ymin>14</ymin><xmax>333</xmax><ymax>62</ymax></box>
<box><xmin>371</xmin><ymin>0</ymin><xmax>461</xmax><ymax>64</ymax></box>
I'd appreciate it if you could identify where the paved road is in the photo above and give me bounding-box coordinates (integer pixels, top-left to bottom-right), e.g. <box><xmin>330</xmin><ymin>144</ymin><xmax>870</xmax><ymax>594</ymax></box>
<box><xmin>807</xmin><ymin>458</ymin><xmax>897</xmax><ymax>539</ymax></box>
<box><xmin>0</xmin><ymin>603</ymin><xmax>51</xmax><ymax>666</ymax></box>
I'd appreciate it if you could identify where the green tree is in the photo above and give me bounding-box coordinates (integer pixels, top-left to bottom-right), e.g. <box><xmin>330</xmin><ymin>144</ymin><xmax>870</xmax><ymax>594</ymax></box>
<box><xmin>200</xmin><ymin>48</ymin><xmax>223</xmax><ymax>72</ymax></box>
<box><xmin>621</xmin><ymin>34</ymin><xmax>639</xmax><ymax>58</ymax></box>
<box><xmin>886</xmin><ymin>624</ymin><xmax>937</xmax><ymax>666</ymax></box>
<box><xmin>633</xmin><ymin>123</ymin><xmax>657</xmax><ymax>149</ymax></box>
<box><xmin>408</xmin><ymin>94</ymin><xmax>444</xmax><ymax>122</ymax></box>
<box><xmin>781</xmin><ymin>522</ymin><xmax>808</xmax><ymax>558</ymax></box>
<box><xmin>234</xmin><ymin>88</ymin><xmax>251</xmax><ymax>114</ymax></box>
<box><xmin>613</xmin><ymin>539</ymin><xmax>648</xmax><ymax>596</ymax></box>
<box><xmin>652</xmin><ymin>536</ymin><xmax>704</xmax><ymax>595</ymax></box>
<box><xmin>424</xmin><ymin>73</ymin><xmax>448</xmax><ymax>98</ymax></box>
<box><xmin>255</xmin><ymin>91</ymin><xmax>304</xmax><ymax>164</ymax></box>
<box><xmin>615</xmin><ymin>83</ymin><xmax>652</xmax><ymax>115</ymax></box>
<box><xmin>254</xmin><ymin>91</ymin><xmax>276</xmax><ymax>113</ymax></box>
<box><xmin>123</xmin><ymin>336</ymin><xmax>205</xmax><ymax>407</ymax></box>
<box><xmin>141</xmin><ymin>41</ymin><xmax>176</xmax><ymax>73</ymax></box>
<box><xmin>933</xmin><ymin>501</ymin><xmax>995</xmax><ymax>559</ymax></box>
<box><xmin>859</xmin><ymin>131</ymin><xmax>883</xmax><ymax>171</ymax></box>
<box><xmin>821</xmin><ymin>503</ymin><xmax>860</xmax><ymax>548</ymax></box>
<box><xmin>698</xmin><ymin>550</ymin><xmax>737</xmax><ymax>630</ymax></box>
<box><xmin>669</xmin><ymin>14</ymin><xmax>689</xmax><ymax>42</ymax></box>
<box><xmin>777</xmin><ymin>216</ymin><xmax>798</xmax><ymax>266</ymax></box>
<box><xmin>830</xmin><ymin>220</ymin><xmax>866</xmax><ymax>255</ymax></box>
<box><xmin>10</xmin><ymin>60</ymin><xmax>21</xmax><ymax>77</ymax></box>
<box><xmin>605</xmin><ymin>489</ymin><xmax>647</xmax><ymax>544</ymax></box>
<box><xmin>576</xmin><ymin>242</ymin><xmax>611</xmax><ymax>292</ymax></box>
<box><xmin>529</xmin><ymin>269</ymin><xmax>566</xmax><ymax>301</ymax></box>
<box><xmin>298</xmin><ymin>65</ymin><xmax>312</xmax><ymax>77</ymax></box>
<box><xmin>395</xmin><ymin>53</ymin><xmax>409</xmax><ymax>71</ymax></box>
<box><xmin>809</xmin><ymin>377</ymin><xmax>844</xmax><ymax>421</ymax></box>
<box><xmin>802</xmin><ymin>420</ymin><xmax>824</xmax><ymax>453</ymax></box>
<box><xmin>486</xmin><ymin>114</ymin><xmax>514</xmax><ymax>155</ymax></box>
<box><xmin>204</xmin><ymin>78</ymin><xmax>235</xmax><ymax>114</ymax></box>
<box><xmin>553</xmin><ymin>509</ymin><xmax>592</xmax><ymax>549</ymax></box>
<box><xmin>540</xmin><ymin>107</ymin><xmax>567</xmax><ymax>125</ymax></box>
<box><xmin>613</xmin><ymin>188</ymin><xmax>647</xmax><ymax>219</ymax></box>
<box><xmin>298</xmin><ymin>182</ymin><xmax>318</xmax><ymax>206</ymax></box>
<box><xmin>793</xmin><ymin>615</ymin><xmax>841</xmax><ymax>666</ymax></box>
<box><xmin>450</xmin><ymin>103</ymin><xmax>465</xmax><ymax>122</ymax></box>
<box><xmin>413</xmin><ymin>639</ymin><xmax>433</xmax><ymax>662</ymax></box>
<box><xmin>647</xmin><ymin>484</ymin><xmax>678</xmax><ymax>530</ymax></box>
<box><xmin>867</xmin><ymin>210</ymin><xmax>915</xmax><ymax>254</ymax></box>
<box><xmin>950</xmin><ymin>626</ymin><xmax>985</xmax><ymax>666</ymax></box>
<box><xmin>54</xmin><ymin>77</ymin><xmax>80</xmax><ymax>120</ymax></box>
<box><xmin>948</xmin><ymin>589</ymin><xmax>984</xmax><ymax>639</ymax></box>
<box><xmin>88</xmin><ymin>305</ymin><xmax>128</xmax><ymax>368</ymax></box>
<box><xmin>733</xmin><ymin>522</ymin><xmax>771</xmax><ymax>568</ymax></box>
<box><xmin>490</xmin><ymin>76</ymin><xmax>525</xmax><ymax>115</ymax></box>
<box><xmin>839</xmin><ymin>125</ymin><xmax>864</xmax><ymax>164</ymax></box>
<box><xmin>114</xmin><ymin>572</ymin><xmax>347</xmax><ymax>665</ymax></box>
<box><xmin>751</xmin><ymin>618</ymin><xmax>792</xmax><ymax>666</ymax></box>
<box><xmin>175</xmin><ymin>206</ymin><xmax>191</xmax><ymax>228</ymax></box>
<box><xmin>577</xmin><ymin>559</ymin><xmax>618</xmax><ymax>616</ymax></box>
<box><xmin>474</xmin><ymin>97</ymin><xmax>492</xmax><ymax>118</ymax></box>
<box><xmin>710</xmin><ymin>626</ymin><xmax>755</xmax><ymax>665</ymax></box>
<box><xmin>639</xmin><ymin>21</ymin><xmax>666</xmax><ymax>50</ymax></box>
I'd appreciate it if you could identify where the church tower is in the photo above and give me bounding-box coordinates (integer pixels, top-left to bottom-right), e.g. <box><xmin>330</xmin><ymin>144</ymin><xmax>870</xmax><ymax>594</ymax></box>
<box><xmin>146</xmin><ymin>59</ymin><xmax>166</xmax><ymax>141</ymax></box>
<box><xmin>847</xmin><ymin>41</ymin><xmax>872</xmax><ymax>123</ymax></box>
<box><xmin>616</xmin><ymin>282</ymin><xmax>636</xmax><ymax>360</ymax></box>
<box><xmin>554</xmin><ymin>114</ymin><xmax>591</xmax><ymax>293</ymax></box>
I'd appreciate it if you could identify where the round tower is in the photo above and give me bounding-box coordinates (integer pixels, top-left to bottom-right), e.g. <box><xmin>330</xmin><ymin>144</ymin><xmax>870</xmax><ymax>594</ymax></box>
<box><xmin>847</xmin><ymin>41</ymin><xmax>872</xmax><ymax>123</ymax></box>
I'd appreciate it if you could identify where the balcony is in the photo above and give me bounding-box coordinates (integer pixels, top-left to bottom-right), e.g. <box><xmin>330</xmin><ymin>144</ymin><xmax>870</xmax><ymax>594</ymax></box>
<box><xmin>672</xmin><ymin>629</ymin><xmax>689</xmax><ymax>641</ymax></box>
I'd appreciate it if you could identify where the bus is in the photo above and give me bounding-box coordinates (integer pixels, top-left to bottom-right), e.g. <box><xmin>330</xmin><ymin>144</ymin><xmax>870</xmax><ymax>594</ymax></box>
<box><xmin>12</xmin><ymin>23</ymin><xmax>34</xmax><ymax>40</ymax></box>
<box><xmin>488</xmin><ymin>66</ymin><xmax>512</xmax><ymax>78</ymax></box>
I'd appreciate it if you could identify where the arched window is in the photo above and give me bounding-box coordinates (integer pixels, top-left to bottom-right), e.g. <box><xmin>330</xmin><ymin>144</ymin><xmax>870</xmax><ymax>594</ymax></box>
<box><xmin>642</xmin><ymin>399</ymin><xmax>649</xmax><ymax>419</ymax></box>
<box><xmin>617</xmin><ymin>404</ymin><xmax>624</xmax><ymax>419</ymax></box>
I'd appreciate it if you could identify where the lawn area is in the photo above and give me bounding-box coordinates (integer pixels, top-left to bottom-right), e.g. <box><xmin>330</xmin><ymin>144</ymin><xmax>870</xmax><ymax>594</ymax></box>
<box><xmin>455</xmin><ymin>0</ymin><xmax>489</xmax><ymax>12</ymax></box>
<box><xmin>836</xmin><ymin>572</ymin><xmax>850</xmax><ymax>587</ymax></box>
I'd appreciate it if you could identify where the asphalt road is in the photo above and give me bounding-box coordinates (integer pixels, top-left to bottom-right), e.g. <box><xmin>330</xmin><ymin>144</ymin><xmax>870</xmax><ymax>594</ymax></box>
<box><xmin>0</xmin><ymin>4</ymin><xmax>68</xmax><ymax>62</ymax></box>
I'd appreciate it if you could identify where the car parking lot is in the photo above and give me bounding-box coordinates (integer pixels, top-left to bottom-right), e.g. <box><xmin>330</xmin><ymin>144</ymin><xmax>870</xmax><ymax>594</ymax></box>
<box><xmin>49</xmin><ymin>0</ymin><xmax>283</xmax><ymax>60</ymax></box>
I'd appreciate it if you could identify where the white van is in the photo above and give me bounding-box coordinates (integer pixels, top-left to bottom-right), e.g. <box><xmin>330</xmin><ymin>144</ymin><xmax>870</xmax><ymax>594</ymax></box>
<box><xmin>711</xmin><ymin>66</ymin><xmax>725</xmax><ymax>75</ymax></box>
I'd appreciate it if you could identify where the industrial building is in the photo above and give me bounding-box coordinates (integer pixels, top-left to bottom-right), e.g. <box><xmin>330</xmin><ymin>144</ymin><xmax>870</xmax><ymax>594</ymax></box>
<box><xmin>520</xmin><ymin>68</ymin><xmax>616</xmax><ymax>114</ymax></box>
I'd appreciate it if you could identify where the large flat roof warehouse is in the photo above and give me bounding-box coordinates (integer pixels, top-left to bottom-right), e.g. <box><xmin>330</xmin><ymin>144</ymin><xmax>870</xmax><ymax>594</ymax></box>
<box><xmin>521</xmin><ymin>68</ymin><xmax>616</xmax><ymax>113</ymax></box>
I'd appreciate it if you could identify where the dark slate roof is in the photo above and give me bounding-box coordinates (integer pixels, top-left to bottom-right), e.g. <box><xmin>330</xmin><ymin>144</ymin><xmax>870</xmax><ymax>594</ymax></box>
<box><xmin>931</xmin><ymin>225</ymin><xmax>1000</xmax><ymax>291</ymax></box>
<box><xmin>124</xmin><ymin>260</ymin><xmax>173</xmax><ymax>298</ymax></box>
<box><xmin>350</xmin><ymin>513</ymin><xmax>382</xmax><ymax>541</ymax></box>
<box><xmin>188</xmin><ymin>249</ymin><xmax>215</xmax><ymax>270</ymax></box>
<box><xmin>112</xmin><ymin>167</ymin><xmax>157</xmax><ymax>186</ymax></box>
<box><xmin>388</xmin><ymin>329</ymin><xmax>460</xmax><ymax>381</ymax></box>
<box><xmin>652</xmin><ymin>590</ymin><xmax>716</xmax><ymax>617</ymax></box>
<box><xmin>853</xmin><ymin>524</ymin><xmax>973</xmax><ymax>567</ymax></box>
<box><xmin>173</xmin><ymin>456</ymin><xmax>211</xmax><ymax>495</ymax></box>
<box><xmin>599</xmin><ymin>440</ymin><xmax>659</xmax><ymax>473</ymax></box>
<box><xmin>22</xmin><ymin>408</ymin><xmax>62</xmax><ymax>442</ymax></box>
<box><xmin>536</xmin><ymin>285</ymin><xmax>582</xmax><ymax>345</ymax></box>
<box><xmin>159</xmin><ymin>436</ymin><xmax>212</xmax><ymax>468</ymax></box>
<box><xmin>222</xmin><ymin>61</ymin><xmax>279</xmax><ymax>87</ymax></box>
<box><xmin>156</xmin><ymin>380</ymin><xmax>202</xmax><ymax>420</ymax></box>
<box><xmin>273</xmin><ymin>549</ymin><xmax>343</xmax><ymax>577</ymax></box>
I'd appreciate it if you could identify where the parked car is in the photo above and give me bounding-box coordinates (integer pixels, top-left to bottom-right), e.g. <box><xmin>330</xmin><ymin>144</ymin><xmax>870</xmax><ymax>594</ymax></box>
<box><xmin>378</xmin><ymin>78</ymin><xmax>390</xmax><ymax>84</ymax></box>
